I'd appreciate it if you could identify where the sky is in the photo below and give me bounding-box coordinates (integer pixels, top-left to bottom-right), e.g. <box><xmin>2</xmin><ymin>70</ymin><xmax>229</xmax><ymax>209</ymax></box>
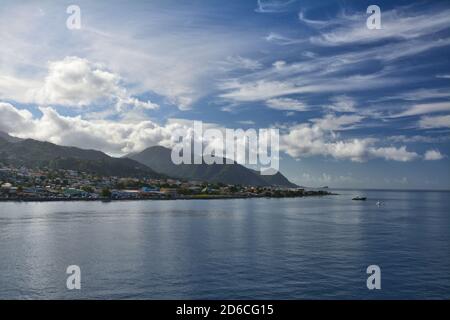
<box><xmin>0</xmin><ymin>0</ymin><xmax>449</xmax><ymax>189</ymax></box>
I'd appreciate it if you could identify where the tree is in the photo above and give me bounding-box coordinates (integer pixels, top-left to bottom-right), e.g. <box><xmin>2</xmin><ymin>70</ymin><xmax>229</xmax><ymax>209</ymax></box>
<box><xmin>101</xmin><ymin>188</ymin><xmax>111</xmax><ymax>198</ymax></box>
<box><xmin>115</xmin><ymin>182</ymin><xmax>126</xmax><ymax>190</ymax></box>
<box><xmin>81</xmin><ymin>186</ymin><xmax>94</xmax><ymax>193</ymax></box>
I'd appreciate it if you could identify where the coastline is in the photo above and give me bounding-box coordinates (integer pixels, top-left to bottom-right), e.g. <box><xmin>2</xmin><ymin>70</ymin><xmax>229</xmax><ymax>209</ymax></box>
<box><xmin>0</xmin><ymin>191</ymin><xmax>334</xmax><ymax>202</ymax></box>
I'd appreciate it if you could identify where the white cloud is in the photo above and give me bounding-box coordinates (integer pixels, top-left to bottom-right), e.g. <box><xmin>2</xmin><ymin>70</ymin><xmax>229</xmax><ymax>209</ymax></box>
<box><xmin>116</xmin><ymin>97</ymin><xmax>159</xmax><ymax>111</ymax></box>
<box><xmin>280</xmin><ymin>114</ymin><xmax>418</xmax><ymax>162</ymax></box>
<box><xmin>310</xmin><ymin>114</ymin><xmax>364</xmax><ymax>131</ymax></box>
<box><xmin>282</xmin><ymin>125</ymin><xmax>418</xmax><ymax>162</ymax></box>
<box><xmin>264</xmin><ymin>32</ymin><xmax>303</xmax><ymax>45</ymax></box>
<box><xmin>1</xmin><ymin>102</ymin><xmax>421</xmax><ymax>163</ymax></box>
<box><xmin>0</xmin><ymin>2</ymin><xmax>260</xmax><ymax>111</ymax></box>
<box><xmin>3</xmin><ymin>56</ymin><xmax>159</xmax><ymax>113</ymax></box>
<box><xmin>327</xmin><ymin>139</ymin><xmax>374</xmax><ymax>162</ymax></box>
<box><xmin>0</xmin><ymin>102</ymin><xmax>267</xmax><ymax>165</ymax></box>
<box><xmin>328</xmin><ymin>95</ymin><xmax>357</xmax><ymax>112</ymax></box>
<box><xmin>373</xmin><ymin>88</ymin><xmax>450</xmax><ymax>102</ymax></box>
<box><xmin>28</xmin><ymin>56</ymin><xmax>122</xmax><ymax>107</ymax></box>
<box><xmin>255</xmin><ymin>0</ymin><xmax>296</xmax><ymax>13</ymax></box>
<box><xmin>237</xmin><ymin>120</ymin><xmax>256</xmax><ymax>125</ymax></box>
<box><xmin>387</xmin><ymin>135</ymin><xmax>450</xmax><ymax>144</ymax></box>
<box><xmin>266</xmin><ymin>98</ymin><xmax>307</xmax><ymax>111</ymax></box>
<box><xmin>418</xmin><ymin>115</ymin><xmax>450</xmax><ymax>129</ymax></box>
<box><xmin>391</xmin><ymin>102</ymin><xmax>450</xmax><ymax>118</ymax></box>
<box><xmin>424</xmin><ymin>149</ymin><xmax>445</xmax><ymax>161</ymax></box>
<box><xmin>219</xmin><ymin>73</ymin><xmax>395</xmax><ymax>103</ymax></box>
<box><xmin>309</xmin><ymin>7</ymin><xmax>450</xmax><ymax>46</ymax></box>
<box><xmin>225</xmin><ymin>6</ymin><xmax>450</xmax><ymax>112</ymax></box>
<box><xmin>219</xmin><ymin>80</ymin><xmax>300</xmax><ymax>102</ymax></box>
<box><xmin>272</xmin><ymin>60</ymin><xmax>287</xmax><ymax>70</ymax></box>
<box><xmin>0</xmin><ymin>1</ymin><xmax>446</xmax><ymax>176</ymax></box>
<box><xmin>222</xmin><ymin>56</ymin><xmax>263</xmax><ymax>71</ymax></box>
<box><xmin>0</xmin><ymin>102</ymin><xmax>34</xmax><ymax>133</ymax></box>
<box><xmin>218</xmin><ymin>45</ymin><xmax>418</xmax><ymax>104</ymax></box>
<box><xmin>0</xmin><ymin>102</ymin><xmax>180</xmax><ymax>156</ymax></box>
<box><xmin>369</xmin><ymin>146</ymin><xmax>418</xmax><ymax>162</ymax></box>
<box><xmin>302</xmin><ymin>51</ymin><xmax>317</xmax><ymax>58</ymax></box>
<box><xmin>83</xmin><ymin>20</ymin><xmax>259</xmax><ymax>111</ymax></box>
<box><xmin>298</xmin><ymin>11</ymin><xmax>334</xmax><ymax>28</ymax></box>
<box><xmin>0</xmin><ymin>74</ymin><xmax>40</xmax><ymax>103</ymax></box>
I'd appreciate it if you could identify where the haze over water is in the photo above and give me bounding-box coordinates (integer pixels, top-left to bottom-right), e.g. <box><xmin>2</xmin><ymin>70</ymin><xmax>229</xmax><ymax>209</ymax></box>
<box><xmin>0</xmin><ymin>190</ymin><xmax>449</xmax><ymax>299</ymax></box>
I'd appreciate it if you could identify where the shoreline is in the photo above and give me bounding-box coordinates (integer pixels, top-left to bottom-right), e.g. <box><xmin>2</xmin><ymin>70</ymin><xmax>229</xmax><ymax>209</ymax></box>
<box><xmin>0</xmin><ymin>192</ymin><xmax>334</xmax><ymax>202</ymax></box>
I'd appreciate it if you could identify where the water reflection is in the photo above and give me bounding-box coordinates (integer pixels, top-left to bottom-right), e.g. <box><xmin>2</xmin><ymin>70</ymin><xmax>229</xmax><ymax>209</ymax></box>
<box><xmin>0</xmin><ymin>191</ymin><xmax>449</xmax><ymax>299</ymax></box>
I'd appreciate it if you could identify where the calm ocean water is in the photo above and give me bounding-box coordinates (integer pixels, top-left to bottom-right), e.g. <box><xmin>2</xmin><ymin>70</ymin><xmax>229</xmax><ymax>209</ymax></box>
<box><xmin>0</xmin><ymin>189</ymin><xmax>449</xmax><ymax>299</ymax></box>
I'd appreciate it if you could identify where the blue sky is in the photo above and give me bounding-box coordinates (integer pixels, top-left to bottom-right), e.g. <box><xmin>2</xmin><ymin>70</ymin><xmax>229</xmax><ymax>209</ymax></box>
<box><xmin>0</xmin><ymin>0</ymin><xmax>449</xmax><ymax>189</ymax></box>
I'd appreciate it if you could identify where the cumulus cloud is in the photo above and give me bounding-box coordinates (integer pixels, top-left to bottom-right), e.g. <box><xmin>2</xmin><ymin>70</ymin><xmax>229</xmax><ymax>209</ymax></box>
<box><xmin>28</xmin><ymin>56</ymin><xmax>121</xmax><ymax>107</ymax></box>
<box><xmin>369</xmin><ymin>146</ymin><xmax>418</xmax><ymax>162</ymax></box>
<box><xmin>24</xmin><ymin>56</ymin><xmax>159</xmax><ymax>112</ymax></box>
<box><xmin>424</xmin><ymin>149</ymin><xmax>445</xmax><ymax>161</ymax></box>
<box><xmin>280</xmin><ymin>114</ymin><xmax>418</xmax><ymax>162</ymax></box>
<box><xmin>0</xmin><ymin>103</ymin><xmax>268</xmax><ymax>165</ymax></box>
<box><xmin>0</xmin><ymin>102</ymin><xmax>180</xmax><ymax>156</ymax></box>
<box><xmin>0</xmin><ymin>102</ymin><xmax>34</xmax><ymax>133</ymax></box>
<box><xmin>0</xmin><ymin>102</ymin><xmax>257</xmax><ymax>160</ymax></box>
<box><xmin>1</xmin><ymin>102</ymin><xmax>421</xmax><ymax>163</ymax></box>
<box><xmin>116</xmin><ymin>97</ymin><xmax>159</xmax><ymax>111</ymax></box>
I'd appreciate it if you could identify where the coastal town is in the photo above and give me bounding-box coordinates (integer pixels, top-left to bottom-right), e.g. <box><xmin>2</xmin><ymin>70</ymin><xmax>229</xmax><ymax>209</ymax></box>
<box><xmin>0</xmin><ymin>165</ymin><xmax>330</xmax><ymax>201</ymax></box>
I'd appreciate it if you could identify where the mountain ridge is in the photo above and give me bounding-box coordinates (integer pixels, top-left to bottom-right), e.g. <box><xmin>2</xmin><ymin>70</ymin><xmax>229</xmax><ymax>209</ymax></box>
<box><xmin>127</xmin><ymin>145</ymin><xmax>297</xmax><ymax>187</ymax></box>
<box><xmin>0</xmin><ymin>132</ymin><xmax>163</xmax><ymax>178</ymax></box>
<box><xmin>0</xmin><ymin>131</ymin><xmax>22</xmax><ymax>143</ymax></box>
<box><xmin>0</xmin><ymin>131</ymin><xmax>298</xmax><ymax>187</ymax></box>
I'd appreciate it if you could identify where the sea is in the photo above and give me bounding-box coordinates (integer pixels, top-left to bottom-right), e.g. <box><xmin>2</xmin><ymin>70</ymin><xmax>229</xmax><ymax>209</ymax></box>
<box><xmin>0</xmin><ymin>189</ymin><xmax>449</xmax><ymax>299</ymax></box>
